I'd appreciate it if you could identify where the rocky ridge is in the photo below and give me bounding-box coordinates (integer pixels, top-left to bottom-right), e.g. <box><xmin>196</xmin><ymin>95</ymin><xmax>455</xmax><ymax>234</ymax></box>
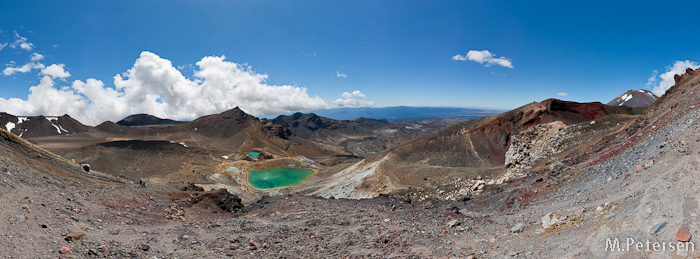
<box><xmin>0</xmin><ymin>113</ymin><xmax>88</xmax><ymax>138</ymax></box>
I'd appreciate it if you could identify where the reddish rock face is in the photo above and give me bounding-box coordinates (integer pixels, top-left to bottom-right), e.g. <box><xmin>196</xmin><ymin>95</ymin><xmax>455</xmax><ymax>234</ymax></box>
<box><xmin>388</xmin><ymin>98</ymin><xmax>641</xmax><ymax>168</ymax></box>
<box><xmin>677</xmin><ymin>225</ymin><xmax>691</xmax><ymax>242</ymax></box>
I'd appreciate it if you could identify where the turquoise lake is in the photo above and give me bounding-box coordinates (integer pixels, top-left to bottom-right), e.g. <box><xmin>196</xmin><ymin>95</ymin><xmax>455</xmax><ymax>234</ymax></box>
<box><xmin>246</xmin><ymin>150</ymin><xmax>261</xmax><ymax>159</ymax></box>
<box><xmin>248</xmin><ymin>167</ymin><xmax>315</xmax><ymax>189</ymax></box>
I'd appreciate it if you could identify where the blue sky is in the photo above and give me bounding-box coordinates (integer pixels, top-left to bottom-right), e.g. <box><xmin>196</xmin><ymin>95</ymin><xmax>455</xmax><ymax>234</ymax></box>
<box><xmin>1</xmin><ymin>0</ymin><xmax>699</xmax><ymax>124</ymax></box>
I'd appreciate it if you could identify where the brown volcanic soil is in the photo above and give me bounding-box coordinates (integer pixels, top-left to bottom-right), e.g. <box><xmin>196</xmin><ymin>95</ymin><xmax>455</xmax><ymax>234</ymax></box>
<box><xmin>65</xmin><ymin>140</ymin><xmax>216</xmax><ymax>181</ymax></box>
<box><xmin>270</xmin><ymin>112</ymin><xmax>457</xmax><ymax>159</ymax></box>
<box><xmin>27</xmin><ymin>107</ymin><xmax>455</xmax><ymax>191</ymax></box>
<box><xmin>28</xmin><ymin>108</ymin><xmax>332</xmax><ymax>183</ymax></box>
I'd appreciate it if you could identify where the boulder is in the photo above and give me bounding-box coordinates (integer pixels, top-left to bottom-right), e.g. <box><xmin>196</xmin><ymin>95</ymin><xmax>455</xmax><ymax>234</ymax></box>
<box><xmin>541</xmin><ymin>213</ymin><xmax>562</xmax><ymax>229</ymax></box>
<box><xmin>447</xmin><ymin>219</ymin><xmax>460</xmax><ymax>228</ymax></box>
<box><xmin>511</xmin><ymin>223</ymin><xmax>524</xmax><ymax>233</ymax></box>
<box><xmin>218</xmin><ymin>191</ymin><xmax>243</xmax><ymax>212</ymax></box>
<box><xmin>550</xmin><ymin>160</ymin><xmax>566</xmax><ymax>172</ymax></box>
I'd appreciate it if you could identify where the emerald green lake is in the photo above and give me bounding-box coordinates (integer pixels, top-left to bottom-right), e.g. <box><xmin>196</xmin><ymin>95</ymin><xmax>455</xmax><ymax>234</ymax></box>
<box><xmin>246</xmin><ymin>150</ymin><xmax>261</xmax><ymax>159</ymax></box>
<box><xmin>248</xmin><ymin>167</ymin><xmax>315</xmax><ymax>189</ymax></box>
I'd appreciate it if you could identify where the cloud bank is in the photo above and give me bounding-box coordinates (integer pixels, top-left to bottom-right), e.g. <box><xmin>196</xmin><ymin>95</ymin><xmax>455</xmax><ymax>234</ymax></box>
<box><xmin>334</xmin><ymin>90</ymin><xmax>374</xmax><ymax>108</ymax></box>
<box><xmin>0</xmin><ymin>51</ymin><xmax>340</xmax><ymax>125</ymax></box>
<box><xmin>452</xmin><ymin>50</ymin><xmax>513</xmax><ymax>68</ymax></box>
<box><xmin>648</xmin><ymin>60</ymin><xmax>700</xmax><ymax>96</ymax></box>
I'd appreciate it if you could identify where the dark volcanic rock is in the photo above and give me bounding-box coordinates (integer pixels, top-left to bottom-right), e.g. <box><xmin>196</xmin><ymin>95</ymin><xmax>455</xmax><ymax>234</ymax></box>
<box><xmin>218</xmin><ymin>191</ymin><xmax>244</xmax><ymax>212</ymax></box>
<box><xmin>188</xmin><ymin>189</ymin><xmax>243</xmax><ymax>212</ymax></box>
<box><xmin>116</xmin><ymin>114</ymin><xmax>184</xmax><ymax>126</ymax></box>
<box><xmin>97</xmin><ymin>107</ymin><xmax>292</xmax><ymax>140</ymax></box>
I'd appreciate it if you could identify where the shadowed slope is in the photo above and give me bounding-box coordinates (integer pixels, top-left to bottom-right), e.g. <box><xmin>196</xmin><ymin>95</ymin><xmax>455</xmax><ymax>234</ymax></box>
<box><xmin>0</xmin><ymin>127</ymin><xmax>127</xmax><ymax>187</ymax></box>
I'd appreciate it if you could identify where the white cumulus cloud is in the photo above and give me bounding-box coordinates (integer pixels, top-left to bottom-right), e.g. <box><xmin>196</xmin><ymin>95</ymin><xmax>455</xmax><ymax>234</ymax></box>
<box><xmin>334</xmin><ymin>90</ymin><xmax>374</xmax><ymax>108</ymax></box>
<box><xmin>336</xmin><ymin>71</ymin><xmax>347</xmax><ymax>78</ymax></box>
<box><xmin>41</xmin><ymin>64</ymin><xmax>71</xmax><ymax>79</ymax></box>
<box><xmin>10</xmin><ymin>31</ymin><xmax>34</xmax><ymax>51</ymax></box>
<box><xmin>648</xmin><ymin>60</ymin><xmax>700</xmax><ymax>96</ymax></box>
<box><xmin>2</xmin><ymin>62</ymin><xmax>45</xmax><ymax>76</ymax></box>
<box><xmin>0</xmin><ymin>51</ymin><xmax>330</xmax><ymax>125</ymax></box>
<box><xmin>452</xmin><ymin>50</ymin><xmax>513</xmax><ymax>68</ymax></box>
<box><xmin>557</xmin><ymin>92</ymin><xmax>568</xmax><ymax>96</ymax></box>
<box><xmin>30</xmin><ymin>53</ymin><xmax>44</xmax><ymax>61</ymax></box>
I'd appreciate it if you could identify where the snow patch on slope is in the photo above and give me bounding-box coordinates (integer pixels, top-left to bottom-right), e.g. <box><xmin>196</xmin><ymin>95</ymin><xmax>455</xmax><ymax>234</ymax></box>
<box><xmin>57</xmin><ymin>124</ymin><xmax>69</xmax><ymax>133</ymax></box>
<box><xmin>621</xmin><ymin>94</ymin><xmax>633</xmax><ymax>102</ymax></box>
<box><xmin>170</xmin><ymin>141</ymin><xmax>188</xmax><ymax>148</ymax></box>
<box><xmin>5</xmin><ymin>122</ymin><xmax>15</xmax><ymax>132</ymax></box>
<box><xmin>51</xmin><ymin>124</ymin><xmax>61</xmax><ymax>134</ymax></box>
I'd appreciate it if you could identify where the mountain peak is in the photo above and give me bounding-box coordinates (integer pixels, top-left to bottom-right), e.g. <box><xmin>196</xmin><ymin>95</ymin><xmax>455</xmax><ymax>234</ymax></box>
<box><xmin>607</xmin><ymin>89</ymin><xmax>658</xmax><ymax>107</ymax></box>
<box><xmin>117</xmin><ymin>114</ymin><xmax>183</xmax><ymax>126</ymax></box>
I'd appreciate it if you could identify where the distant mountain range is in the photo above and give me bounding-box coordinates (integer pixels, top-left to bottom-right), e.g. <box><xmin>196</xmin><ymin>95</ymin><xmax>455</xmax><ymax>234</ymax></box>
<box><xmin>269</xmin><ymin>112</ymin><xmax>390</xmax><ymax>140</ymax></box>
<box><xmin>0</xmin><ymin>113</ymin><xmax>88</xmax><ymax>138</ymax></box>
<box><xmin>279</xmin><ymin>106</ymin><xmax>505</xmax><ymax>121</ymax></box>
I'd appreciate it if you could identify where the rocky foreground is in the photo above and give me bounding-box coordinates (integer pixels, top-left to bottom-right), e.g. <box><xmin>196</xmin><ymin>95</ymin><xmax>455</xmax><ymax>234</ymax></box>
<box><xmin>3</xmin><ymin>105</ymin><xmax>700</xmax><ymax>258</ymax></box>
